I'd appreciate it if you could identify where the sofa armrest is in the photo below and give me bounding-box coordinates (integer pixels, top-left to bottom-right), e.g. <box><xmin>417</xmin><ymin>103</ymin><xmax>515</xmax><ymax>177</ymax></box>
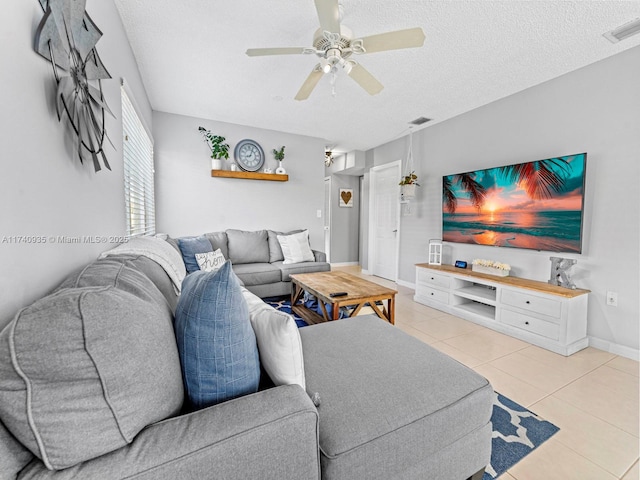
<box><xmin>19</xmin><ymin>386</ymin><xmax>319</xmax><ymax>480</ymax></box>
<box><xmin>312</xmin><ymin>250</ymin><xmax>327</xmax><ymax>263</ymax></box>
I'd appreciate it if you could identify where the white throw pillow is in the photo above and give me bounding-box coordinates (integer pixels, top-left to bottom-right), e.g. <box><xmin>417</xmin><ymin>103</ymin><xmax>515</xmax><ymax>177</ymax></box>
<box><xmin>195</xmin><ymin>248</ymin><xmax>226</xmax><ymax>272</ymax></box>
<box><xmin>242</xmin><ymin>289</ymin><xmax>305</xmax><ymax>389</ymax></box>
<box><xmin>277</xmin><ymin>230</ymin><xmax>314</xmax><ymax>265</ymax></box>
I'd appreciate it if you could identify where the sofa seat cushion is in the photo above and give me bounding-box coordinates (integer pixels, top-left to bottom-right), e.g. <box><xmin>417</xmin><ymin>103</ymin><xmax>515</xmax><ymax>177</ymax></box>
<box><xmin>227</xmin><ymin>229</ymin><xmax>269</xmax><ymax>264</ymax></box>
<box><xmin>299</xmin><ymin>316</ymin><xmax>493</xmax><ymax>480</ymax></box>
<box><xmin>174</xmin><ymin>262</ymin><xmax>260</xmax><ymax>410</ymax></box>
<box><xmin>0</xmin><ymin>264</ymin><xmax>184</xmax><ymax>470</ymax></box>
<box><xmin>274</xmin><ymin>261</ymin><xmax>331</xmax><ymax>282</ymax></box>
<box><xmin>232</xmin><ymin>263</ymin><xmax>282</xmax><ymax>286</ymax></box>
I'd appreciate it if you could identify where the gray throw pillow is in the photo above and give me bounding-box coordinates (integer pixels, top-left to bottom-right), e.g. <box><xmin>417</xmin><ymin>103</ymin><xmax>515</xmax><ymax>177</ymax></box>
<box><xmin>226</xmin><ymin>229</ymin><xmax>269</xmax><ymax>264</ymax></box>
<box><xmin>0</xmin><ymin>267</ymin><xmax>184</xmax><ymax>470</ymax></box>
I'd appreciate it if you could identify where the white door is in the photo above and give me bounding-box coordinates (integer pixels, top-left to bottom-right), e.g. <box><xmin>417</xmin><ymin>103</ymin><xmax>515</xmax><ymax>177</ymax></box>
<box><xmin>324</xmin><ymin>177</ymin><xmax>331</xmax><ymax>262</ymax></box>
<box><xmin>369</xmin><ymin>161</ymin><xmax>401</xmax><ymax>281</ymax></box>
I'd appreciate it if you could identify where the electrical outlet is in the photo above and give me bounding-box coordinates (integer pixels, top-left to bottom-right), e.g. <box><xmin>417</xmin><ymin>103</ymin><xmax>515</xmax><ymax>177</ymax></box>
<box><xmin>317</xmin><ymin>210</ymin><xmax>322</xmax><ymax>218</ymax></box>
<box><xmin>606</xmin><ymin>291</ymin><xmax>618</xmax><ymax>307</ymax></box>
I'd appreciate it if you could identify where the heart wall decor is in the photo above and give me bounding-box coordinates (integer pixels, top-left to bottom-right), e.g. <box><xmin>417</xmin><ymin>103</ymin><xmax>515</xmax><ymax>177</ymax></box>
<box><xmin>339</xmin><ymin>189</ymin><xmax>353</xmax><ymax>208</ymax></box>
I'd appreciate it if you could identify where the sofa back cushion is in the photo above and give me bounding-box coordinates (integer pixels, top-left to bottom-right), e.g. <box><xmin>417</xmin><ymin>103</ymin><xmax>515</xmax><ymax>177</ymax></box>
<box><xmin>204</xmin><ymin>231</ymin><xmax>229</xmax><ymax>259</ymax></box>
<box><xmin>0</xmin><ymin>265</ymin><xmax>184</xmax><ymax>470</ymax></box>
<box><xmin>226</xmin><ymin>229</ymin><xmax>269</xmax><ymax>264</ymax></box>
<box><xmin>174</xmin><ymin>262</ymin><xmax>260</xmax><ymax>409</ymax></box>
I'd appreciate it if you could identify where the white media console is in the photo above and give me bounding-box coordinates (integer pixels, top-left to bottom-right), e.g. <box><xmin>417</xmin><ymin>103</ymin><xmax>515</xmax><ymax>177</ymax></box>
<box><xmin>414</xmin><ymin>264</ymin><xmax>590</xmax><ymax>356</ymax></box>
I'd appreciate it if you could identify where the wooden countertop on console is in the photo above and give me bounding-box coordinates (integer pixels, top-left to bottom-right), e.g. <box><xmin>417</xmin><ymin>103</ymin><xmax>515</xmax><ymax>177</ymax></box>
<box><xmin>416</xmin><ymin>264</ymin><xmax>590</xmax><ymax>298</ymax></box>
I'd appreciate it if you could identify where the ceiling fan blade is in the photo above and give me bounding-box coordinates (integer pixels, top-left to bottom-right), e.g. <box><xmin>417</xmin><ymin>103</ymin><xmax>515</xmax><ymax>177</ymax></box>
<box><xmin>314</xmin><ymin>0</ymin><xmax>341</xmax><ymax>33</ymax></box>
<box><xmin>246</xmin><ymin>47</ymin><xmax>307</xmax><ymax>57</ymax></box>
<box><xmin>357</xmin><ymin>27</ymin><xmax>426</xmax><ymax>54</ymax></box>
<box><xmin>295</xmin><ymin>67</ymin><xmax>324</xmax><ymax>101</ymax></box>
<box><xmin>348</xmin><ymin>63</ymin><xmax>384</xmax><ymax>96</ymax></box>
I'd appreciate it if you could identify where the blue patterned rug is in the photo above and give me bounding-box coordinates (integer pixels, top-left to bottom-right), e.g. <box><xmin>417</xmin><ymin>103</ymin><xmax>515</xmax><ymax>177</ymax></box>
<box><xmin>265</xmin><ymin>297</ymin><xmax>559</xmax><ymax>478</ymax></box>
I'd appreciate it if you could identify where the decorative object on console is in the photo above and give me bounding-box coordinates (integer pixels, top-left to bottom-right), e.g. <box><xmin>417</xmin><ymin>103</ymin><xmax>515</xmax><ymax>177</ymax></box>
<box><xmin>428</xmin><ymin>239</ymin><xmax>442</xmax><ymax>265</ymax></box>
<box><xmin>455</xmin><ymin>260</ymin><xmax>467</xmax><ymax>269</ymax></box>
<box><xmin>339</xmin><ymin>189</ymin><xmax>353</xmax><ymax>208</ymax></box>
<box><xmin>443</xmin><ymin>153</ymin><xmax>586</xmax><ymax>253</ymax></box>
<box><xmin>35</xmin><ymin>0</ymin><xmax>114</xmax><ymax>173</ymax></box>
<box><xmin>198</xmin><ymin>126</ymin><xmax>229</xmax><ymax>170</ymax></box>
<box><xmin>234</xmin><ymin>139</ymin><xmax>265</xmax><ymax>172</ymax></box>
<box><xmin>272</xmin><ymin>145</ymin><xmax>286</xmax><ymax>174</ymax></box>
<box><xmin>472</xmin><ymin>259</ymin><xmax>511</xmax><ymax>277</ymax></box>
<box><xmin>548</xmin><ymin>256</ymin><xmax>577</xmax><ymax>289</ymax></box>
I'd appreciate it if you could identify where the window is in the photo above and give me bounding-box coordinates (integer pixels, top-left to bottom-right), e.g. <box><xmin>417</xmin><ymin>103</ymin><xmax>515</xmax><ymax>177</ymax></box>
<box><xmin>121</xmin><ymin>84</ymin><xmax>155</xmax><ymax>237</ymax></box>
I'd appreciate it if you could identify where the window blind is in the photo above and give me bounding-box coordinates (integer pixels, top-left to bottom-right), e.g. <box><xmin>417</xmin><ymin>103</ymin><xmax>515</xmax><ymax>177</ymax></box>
<box><xmin>121</xmin><ymin>86</ymin><xmax>155</xmax><ymax>237</ymax></box>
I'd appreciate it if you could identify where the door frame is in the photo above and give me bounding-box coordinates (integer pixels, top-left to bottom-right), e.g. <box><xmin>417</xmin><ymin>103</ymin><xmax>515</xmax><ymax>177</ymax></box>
<box><xmin>324</xmin><ymin>176</ymin><xmax>331</xmax><ymax>263</ymax></box>
<box><xmin>368</xmin><ymin>160</ymin><xmax>402</xmax><ymax>282</ymax></box>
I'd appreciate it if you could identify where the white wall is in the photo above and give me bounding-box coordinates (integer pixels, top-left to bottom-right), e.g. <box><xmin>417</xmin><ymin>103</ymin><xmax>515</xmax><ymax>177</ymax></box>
<box><xmin>0</xmin><ymin>0</ymin><xmax>151</xmax><ymax>330</ymax></box>
<box><xmin>153</xmin><ymin>112</ymin><xmax>326</xmax><ymax>250</ymax></box>
<box><xmin>365</xmin><ymin>46</ymin><xmax>640</xmax><ymax>357</ymax></box>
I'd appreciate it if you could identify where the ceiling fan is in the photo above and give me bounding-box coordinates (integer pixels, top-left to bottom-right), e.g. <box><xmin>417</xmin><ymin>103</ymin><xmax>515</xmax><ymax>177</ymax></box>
<box><xmin>246</xmin><ymin>0</ymin><xmax>425</xmax><ymax>100</ymax></box>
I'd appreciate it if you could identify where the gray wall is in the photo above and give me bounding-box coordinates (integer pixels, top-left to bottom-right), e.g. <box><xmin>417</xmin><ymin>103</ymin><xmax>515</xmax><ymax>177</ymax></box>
<box><xmin>153</xmin><ymin>111</ymin><xmax>326</xmax><ymax>249</ymax></box>
<box><xmin>0</xmin><ymin>0</ymin><xmax>151</xmax><ymax>330</ymax></box>
<box><xmin>329</xmin><ymin>174</ymin><xmax>360</xmax><ymax>263</ymax></box>
<box><xmin>363</xmin><ymin>46</ymin><xmax>640</xmax><ymax>356</ymax></box>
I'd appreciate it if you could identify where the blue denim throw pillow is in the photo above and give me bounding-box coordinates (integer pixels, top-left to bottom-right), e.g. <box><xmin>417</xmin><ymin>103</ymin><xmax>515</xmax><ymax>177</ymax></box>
<box><xmin>177</xmin><ymin>236</ymin><xmax>213</xmax><ymax>274</ymax></box>
<box><xmin>174</xmin><ymin>262</ymin><xmax>260</xmax><ymax>409</ymax></box>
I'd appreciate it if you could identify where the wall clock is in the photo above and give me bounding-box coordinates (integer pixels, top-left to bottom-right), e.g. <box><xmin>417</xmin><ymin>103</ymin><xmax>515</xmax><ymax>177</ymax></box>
<box><xmin>234</xmin><ymin>139</ymin><xmax>265</xmax><ymax>172</ymax></box>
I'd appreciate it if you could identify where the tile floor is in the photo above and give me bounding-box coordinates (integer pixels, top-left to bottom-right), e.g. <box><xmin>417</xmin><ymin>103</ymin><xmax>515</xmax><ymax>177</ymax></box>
<box><xmin>333</xmin><ymin>266</ymin><xmax>640</xmax><ymax>480</ymax></box>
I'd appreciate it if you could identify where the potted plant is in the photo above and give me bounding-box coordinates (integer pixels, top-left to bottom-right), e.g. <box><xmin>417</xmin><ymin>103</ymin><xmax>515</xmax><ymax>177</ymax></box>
<box><xmin>272</xmin><ymin>146</ymin><xmax>286</xmax><ymax>174</ymax></box>
<box><xmin>198</xmin><ymin>126</ymin><xmax>230</xmax><ymax>170</ymax></box>
<box><xmin>399</xmin><ymin>171</ymin><xmax>420</xmax><ymax>199</ymax></box>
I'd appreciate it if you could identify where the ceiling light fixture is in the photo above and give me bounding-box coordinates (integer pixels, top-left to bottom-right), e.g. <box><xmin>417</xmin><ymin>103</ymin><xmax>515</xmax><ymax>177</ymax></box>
<box><xmin>603</xmin><ymin>17</ymin><xmax>640</xmax><ymax>43</ymax></box>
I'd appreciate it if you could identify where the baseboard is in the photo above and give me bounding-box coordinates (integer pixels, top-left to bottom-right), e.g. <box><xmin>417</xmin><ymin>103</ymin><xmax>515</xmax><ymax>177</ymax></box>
<box><xmin>589</xmin><ymin>337</ymin><xmax>639</xmax><ymax>361</ymax></box>
<box><xmin>397</xmin><ymin>279</ymin><xmax>415</xmax><ymax>290</ymax></box>
<box><xmin>330</xmin><ymin>262</ymin><xmax>359</xmax><ymax>267</ymax></box>
<box><xmin>361</xmin><ymin>269</ymin><xmax>371</xmax><ymax>275</ymax></box>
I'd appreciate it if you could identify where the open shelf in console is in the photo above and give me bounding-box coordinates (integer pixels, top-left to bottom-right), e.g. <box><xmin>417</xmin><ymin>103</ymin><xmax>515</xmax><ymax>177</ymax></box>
<box><xmin>455</xmin><ymin>301</ymin><xmax>496</xmax><ymax>321</ymax></box>
<box><xmin>454</xmin><ymin>285</ymin><xmax>497</xmax><ymax>305</ymax></box>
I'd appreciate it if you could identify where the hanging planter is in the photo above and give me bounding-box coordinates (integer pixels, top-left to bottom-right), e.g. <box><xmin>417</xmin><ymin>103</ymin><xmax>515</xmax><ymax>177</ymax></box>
<box><xmin>401</xmin><ymin>183</ymin><xmax>416</xmax><ymax>199</ymax></box>
<box><xmin>399</xmin><ymin>171</ymin><xmax>420</xmax><ymax>200</ymax></box>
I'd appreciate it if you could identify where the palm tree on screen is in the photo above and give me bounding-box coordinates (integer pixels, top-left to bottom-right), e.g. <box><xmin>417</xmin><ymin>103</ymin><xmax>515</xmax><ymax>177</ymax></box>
<box><xmin>443</xmin><ymin>157</ymin><xmax>571</xmax><ymax>213</ymax></box>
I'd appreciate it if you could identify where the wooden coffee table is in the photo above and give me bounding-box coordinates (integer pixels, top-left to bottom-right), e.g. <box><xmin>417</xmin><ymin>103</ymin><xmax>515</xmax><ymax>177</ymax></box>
<box><xmin>290</xmin><ymin>271</ymin><xmax>397</xmax><ymax>325</ymax></box>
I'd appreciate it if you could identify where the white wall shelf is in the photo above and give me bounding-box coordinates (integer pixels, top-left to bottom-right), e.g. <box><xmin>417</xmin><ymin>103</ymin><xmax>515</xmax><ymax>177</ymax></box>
<box><xmin>414</xmin><ymin>264</ymin><xmax>590</xmax><ymax>356</ymax></box>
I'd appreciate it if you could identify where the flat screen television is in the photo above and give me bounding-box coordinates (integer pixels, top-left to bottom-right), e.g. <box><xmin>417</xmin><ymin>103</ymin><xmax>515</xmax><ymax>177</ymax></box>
<box><xmin>442</xmin><ymin>153</ymin><xmax>586</xmax><ymax>253</ymax></box>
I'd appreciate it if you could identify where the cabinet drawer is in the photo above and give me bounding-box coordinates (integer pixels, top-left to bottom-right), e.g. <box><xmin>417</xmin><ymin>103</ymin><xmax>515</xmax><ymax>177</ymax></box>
<box><xmin>417</xmin><ymin>285</ymin><xmax>449</xmax><ymax>304</ymax></box>
<box><xmin>417</xmin><ymin>269</ymin><xmax>450</xmax><ymax>289</ymax></box>
<box><xmin>501</xmin><ymin>289</ymin><xmax>561</xmax><ymax>318</ymax></box>
<box><xmin>501</xmin><ymin>309</ymin><xmax>560</xmax><ymax>340</ymax></box>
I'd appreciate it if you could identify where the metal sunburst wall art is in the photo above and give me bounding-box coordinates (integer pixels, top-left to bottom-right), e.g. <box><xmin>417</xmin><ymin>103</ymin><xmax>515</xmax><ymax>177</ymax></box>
<box><xmin>35</xmin><ymin>0</ymin><xmax>114</xmax><ymax>172</ymax></box>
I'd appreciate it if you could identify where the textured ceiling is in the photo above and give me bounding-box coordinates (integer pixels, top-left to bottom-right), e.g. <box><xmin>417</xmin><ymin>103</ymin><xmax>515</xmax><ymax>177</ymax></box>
<box><xmin>113</xmin><ymin>0</ymin><xmax>640</xmax><ymax>153</ymax></box>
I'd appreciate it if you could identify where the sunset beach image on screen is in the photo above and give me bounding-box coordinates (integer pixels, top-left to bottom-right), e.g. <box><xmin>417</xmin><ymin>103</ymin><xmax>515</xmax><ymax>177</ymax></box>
<box><xmin>442</xmin><ymin>153</ymin><xmax>586</xmax><ymax>253</ymax></box>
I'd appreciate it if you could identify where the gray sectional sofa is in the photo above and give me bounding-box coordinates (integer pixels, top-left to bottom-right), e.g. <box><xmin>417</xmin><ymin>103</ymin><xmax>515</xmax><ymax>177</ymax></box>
<box><xmin>0</xmin><ymin>238</ymin><xmax>494</xmax><ymax>480</ymax></box>
<box><xmin>167</xmin><ymin>229</ymin><xmax>331</xmax><ymax>298</ymax></box>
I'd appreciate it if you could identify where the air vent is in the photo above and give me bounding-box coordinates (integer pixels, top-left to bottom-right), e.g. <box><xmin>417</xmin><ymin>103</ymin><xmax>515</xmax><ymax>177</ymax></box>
<box><xmin>603</xmin><ymin>18</ymin><xmax>640</xmax><ymax>43</ymax></box>
<box><xmin>409</xmin><ymin>116</ymin><xmax>432</xmax><ymax>126</ymax></box>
